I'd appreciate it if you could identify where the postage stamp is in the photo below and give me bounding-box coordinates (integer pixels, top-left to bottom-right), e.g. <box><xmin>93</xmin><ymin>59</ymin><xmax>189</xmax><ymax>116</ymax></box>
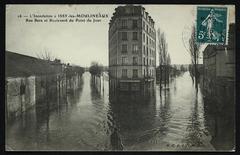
<box><xmin>196</xmin><ymin>6</ymin><xmax>228</xmax><ymax>44</ymax></box>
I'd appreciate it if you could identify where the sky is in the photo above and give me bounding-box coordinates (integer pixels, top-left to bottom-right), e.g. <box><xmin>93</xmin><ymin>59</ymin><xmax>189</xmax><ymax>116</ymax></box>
<box><xmin>6</xmin><ymin>4</ymin><xmax>235</xmax><ymax>67</ymax></box>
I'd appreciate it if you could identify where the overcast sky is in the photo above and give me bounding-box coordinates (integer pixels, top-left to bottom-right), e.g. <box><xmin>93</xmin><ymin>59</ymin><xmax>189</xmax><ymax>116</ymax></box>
<box><xmin>6</xmin><ymin>5</ymin><xmax>235</xmax><ymax>67</ymax></box>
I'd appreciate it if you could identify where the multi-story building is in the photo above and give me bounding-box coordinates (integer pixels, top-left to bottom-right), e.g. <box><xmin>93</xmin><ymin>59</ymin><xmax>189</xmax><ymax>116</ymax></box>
<box><xmin>108</xmin><ymin>5</ymin><xmax>156</xmax><ymax>92</ymax></box>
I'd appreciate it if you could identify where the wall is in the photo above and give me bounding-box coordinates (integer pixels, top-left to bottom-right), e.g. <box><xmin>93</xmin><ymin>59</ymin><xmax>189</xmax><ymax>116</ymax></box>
<box><xmin>6</xmin><ymin>76</ymin><xmax>36</xmax><ymax>119</ymax></box>
<box><xmin>6</xmin><ymin>73</ymin><xmax>73</xmax><ymax>121</ymax></box>
<box><xmin>202</xmin><ymin>43</ymin><xmax>235</xmax><ymax>114</ymax></box>
<box><xmin>216</xmin><ymin>49</ymin><xmax>235</xmax><ymax>78</ymax></box>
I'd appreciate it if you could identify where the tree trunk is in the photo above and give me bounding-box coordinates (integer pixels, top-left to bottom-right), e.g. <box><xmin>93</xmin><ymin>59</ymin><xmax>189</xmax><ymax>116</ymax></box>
<box><xmin>160</xmin><ymin>65</ymin><xmax>162</xmax><ymax>92</ymax></box>
<box><xmin>164</xmin><ymin>65</ymin><xmax>167</xmax><ymax>88</ymax></box>
<box><xmin>194</xmin><ymin>53</ymin><xmax>198</xmax><ymax>91</ymax></box>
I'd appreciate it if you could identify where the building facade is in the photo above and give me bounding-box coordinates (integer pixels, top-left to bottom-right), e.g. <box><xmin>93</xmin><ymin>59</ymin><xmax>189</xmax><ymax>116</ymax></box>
<box><xmin>202</xmin><ymin>23</ymin><xmax>235</xmax><ymax>111</ymax></box>
<box><xmin>108</xmin><ymin>5</ymin><xmax>156</xmax><ymax>92</ymax></box>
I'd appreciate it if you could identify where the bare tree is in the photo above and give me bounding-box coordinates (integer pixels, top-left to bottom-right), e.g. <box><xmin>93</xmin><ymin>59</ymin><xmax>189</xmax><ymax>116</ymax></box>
<box><xmin>166</xmin><ymin>53</ymin><xmax>171</xmax><ymax>84</ymax></box>
<box><xmin>189</xmin><ymin>26</ymin><xmax>201</xmax><ymax>89</ymax></box>
<box><xmin>36</xmin><ymin>48</ymin><xmax>56</xmax><ymax>61</ymax></box>
<box><xmin>157</xmin><ymin>28</ymin><xmax>168</xmax><ymax>88</ymax></box>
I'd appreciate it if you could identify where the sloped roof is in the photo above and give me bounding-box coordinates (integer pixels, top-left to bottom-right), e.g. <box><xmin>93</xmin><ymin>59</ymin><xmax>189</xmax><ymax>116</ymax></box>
<box><xmin>6</xmin><ymin>51</ymin><xmax>61</xmax><ymax>77</ymax></box>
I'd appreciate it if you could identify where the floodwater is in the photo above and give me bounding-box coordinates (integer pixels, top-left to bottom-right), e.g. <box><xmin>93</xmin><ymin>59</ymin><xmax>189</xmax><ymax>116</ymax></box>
<box><xmin>6</xmin><ymin>72</ymin><xmax>235</xmax><ymax>151</ymax></box>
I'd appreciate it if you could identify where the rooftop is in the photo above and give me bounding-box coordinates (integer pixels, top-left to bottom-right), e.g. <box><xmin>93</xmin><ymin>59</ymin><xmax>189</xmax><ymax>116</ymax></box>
<box><xmin>109</xmin><ymin>5</ymin><xmax>154</xmax><ymax>27</ymax></box>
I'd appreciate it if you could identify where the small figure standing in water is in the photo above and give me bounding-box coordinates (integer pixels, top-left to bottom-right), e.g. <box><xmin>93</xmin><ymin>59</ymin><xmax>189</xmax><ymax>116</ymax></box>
<box><xmin>110</xmin><ymin>127</ymin><xmax>123</xmax><ymax>150</ymax></box>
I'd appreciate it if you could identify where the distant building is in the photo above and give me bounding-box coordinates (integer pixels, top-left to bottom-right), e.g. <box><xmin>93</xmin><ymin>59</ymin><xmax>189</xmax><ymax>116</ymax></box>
<box><xmin>202</xmin><ymin>23</ymin><xmax>235</xmax><ymax>108</ymax></box>
<box><xmin>108</xmin><ymin>5</ymin><xmax>156</xmax><ymax>91</ymax></box>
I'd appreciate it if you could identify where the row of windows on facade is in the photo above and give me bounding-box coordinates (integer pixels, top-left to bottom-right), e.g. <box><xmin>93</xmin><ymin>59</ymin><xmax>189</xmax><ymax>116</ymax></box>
<box><xmin>121</xmin><ymin>69</ymin><xmax>154</xmax><ymax>78</ymax></box>
<box><xmin>120</xmin><ymin>57</ymin><xmax>154</xmax><ymax>66</ymax></box>
<box><xmin>121</xmin><ymin>32</ymin><xmax>155</xmax><ymax>47</ymax></box>
<box><xmin>118</xmin><ymin>7</ymin><xmax>154</xmax><ymax>26</ymax></box>
<box><xmin>121</xmin><ymin>19</ymin><xmax>138</xmax><ymax>29</ymax></box>
<box><xmin>121</xmin><ymin>32</ymin><xmax>138</xmax><ymax>41</ymax></box>
<box><xmin>142</xmin><ymin>20</ymin><xmax>155</xmax><ymax>35</ymax></box>
<box><xmin>142</xmin><ymin>33</ymin><xmax>155</xmax><ymax>47</ymax></box>
<box><xmin>121</xmin><ymin>19</ymin><xmax>154</xmax><ymax>35</ymax></box>
<box><xmin>109</xmin><ymin>10</ymin><xmax>154</xmax><ymax>36</ymax></box>
<box><xmin>121</xmin><ymin>44</ymin><xmax>155</xmax><ymax>56</ymax></box>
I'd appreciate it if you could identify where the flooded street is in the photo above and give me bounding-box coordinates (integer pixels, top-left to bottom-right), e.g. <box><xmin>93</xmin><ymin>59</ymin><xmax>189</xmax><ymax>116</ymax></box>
<box><xmin>6</xmin><ymin>72</ymin><xmax>234</xmax><ymax>151</ymax></box>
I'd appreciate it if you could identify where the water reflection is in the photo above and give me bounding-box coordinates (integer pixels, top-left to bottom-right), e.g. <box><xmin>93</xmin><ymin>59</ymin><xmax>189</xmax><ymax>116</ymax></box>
<box><xmin>182</xmin><ymin>90</ymin><xmax>205</xmax><ymax>149</ymax></box>
<box><xmin>109</xmin><ymin>89</ymin><xmax>156</xmax><ymax>149</ymax></box>
<box><xmin>6</xmin><ymin>72</ymin><xmax>235</xmax><ymax>151</ymax></box>
<box><xmin>203</xmin><ymin>96</ymin><xmax>235</xmax><ymax>150</ymax></box>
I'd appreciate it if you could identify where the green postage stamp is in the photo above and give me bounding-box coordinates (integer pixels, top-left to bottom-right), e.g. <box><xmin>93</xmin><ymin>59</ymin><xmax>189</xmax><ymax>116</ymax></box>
<box><xmin>196</xmin><ymin>7</ymin><xmax>228</xmax><ymax>44</ymax></box>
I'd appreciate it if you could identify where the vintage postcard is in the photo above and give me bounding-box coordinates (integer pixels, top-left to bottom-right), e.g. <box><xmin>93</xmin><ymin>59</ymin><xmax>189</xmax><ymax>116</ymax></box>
<box><xmin>5</xmin><ymin>4</ymin><xmax>235</xmax><ymax>151</ymax></box>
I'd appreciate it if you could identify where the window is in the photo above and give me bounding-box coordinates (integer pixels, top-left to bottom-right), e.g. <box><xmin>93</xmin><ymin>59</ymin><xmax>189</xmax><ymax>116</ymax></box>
<box><xmin>133</xmin><ymin>69</ymin><xmax>138</xmax><ymax>78</ymax></box>
<box><xmin>133</xmin><ymin>32</ymin><xmax>138</xmax><ymax>40</ymax></box>
<box><xmin>122</xmin><ymin>69</ymin><xmax>127</xmax><ymax>78</ymax></box>
<box><xmin>132</xmin><ymin>44</ymin><xmax>138</xmax><ymax>54</ymax></box>
<box><xmin>133</xmin><ymin>57</ymin><xmax>138</xmax><ymax>65</ymax></box>
<box><xmin>122</xmin><ymin>44</ymin><xmax>127</xmax><ymax>53</ymax></box>
<box><xmin>143</xmin><ymin>58</ymin><xmax>145</xmax><ymax>65</ymax></box>
<box><xmin>143</xmin><ymin>21</ymin><xmax>145</xmax><ymax>30</ymax></box>
<box><xmin>146</xmin><ymin>25</ymin><xmax>148</xmax><ymax>32</ymax></box>
<box><xmin>122</xmin><ymin>19</ymin><xmax>127</xmax><ymax>28</ymax></box>
<box><xmin>133</xmin><ymin>20</ymin><xmax>138</xmax><ymax>28</ymax></box>
<box><xmin>143</xmin><ymin>33</ymin><xmax>145</xmax><ymax>42</ymax></box>
<box><xmin>146</xmin><ymin>36</ymin><xmax>148</xmax><ymax>44</ymax></box>
<box><xmin>122</xmin><ymin>32</ymin><xmax>127</xmax><ymax>40</ymax></box>
<box><xmin>122</xmin><ymin>57</ymin><xmax>128</xmax><ymax>65</ymax></box>
<box><xmin>143</xmin><ymin>45</ymin><xmax>145</xmax><ymax>54</ymax></box>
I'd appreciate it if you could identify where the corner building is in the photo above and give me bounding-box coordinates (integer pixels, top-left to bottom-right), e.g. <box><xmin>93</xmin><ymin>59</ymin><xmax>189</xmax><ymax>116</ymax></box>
<box><xmin>109</xmin><ymin>5</ymin><xmax>156</xmax><ymax>92</ymax></box>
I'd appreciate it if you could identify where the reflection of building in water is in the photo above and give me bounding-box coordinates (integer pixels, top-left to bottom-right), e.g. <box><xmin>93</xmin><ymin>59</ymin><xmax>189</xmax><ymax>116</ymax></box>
<box><xmin>108</xmin><ymin>5</ymin><xmax>156</xmax><ymax>92</ymax></box>
<box><xmin>109</xmin><ymin>85</ymin><xmax>155</xmax><ymax>104</ymax></box>
<box><xmin>203</xmin><ymin>97</ymin><xmax>235</xmax><ymax>150</ymax></box>
<box><xmin>202</xmin><ymin>23</ymin><xmax>235</xmax><ymax>150</ymax></box>
<box><xmin>108</xmin><ymin>91</ymin><xmax>156</xmax><ymax>148</ymax></box>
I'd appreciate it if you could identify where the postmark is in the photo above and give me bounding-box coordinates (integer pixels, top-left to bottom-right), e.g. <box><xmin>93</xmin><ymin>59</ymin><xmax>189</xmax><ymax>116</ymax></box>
<box><xmin>196</xmin><ymin>6</ymin><xmax>228</xmax><ymax>44</ymax></box>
